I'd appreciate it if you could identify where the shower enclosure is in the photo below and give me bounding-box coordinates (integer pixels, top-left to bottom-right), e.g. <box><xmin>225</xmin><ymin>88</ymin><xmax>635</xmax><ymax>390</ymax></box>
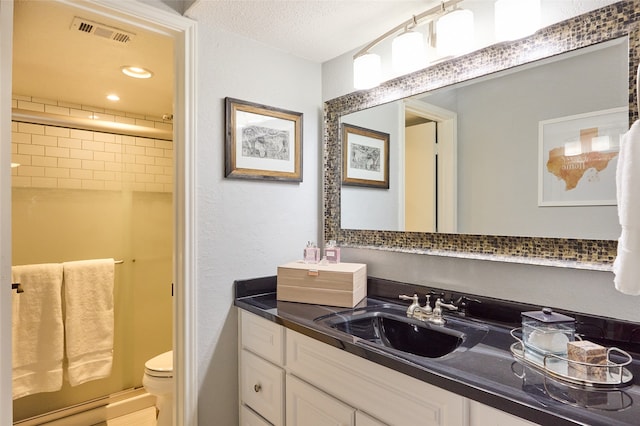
<box><xmin>11</xmin><ymin>99</ymin><xmax>173</xmax><ymax>422</ymax></box>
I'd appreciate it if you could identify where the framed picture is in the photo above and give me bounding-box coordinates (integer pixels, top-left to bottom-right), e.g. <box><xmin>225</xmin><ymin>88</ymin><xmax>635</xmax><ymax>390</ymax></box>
<box><xmin>538</xmin><ymin>107</ymin><xmax>627</xmax><ymax>206</ymax></box>
<box><xmin>225</xmin><ymin>97</ymin><xmax>302</xmax><ymax>182</ymax></box>
<box><xmin>342</xmin><ymin>123</ymin><xmax>389</xmax><ymax>189</ymax></box>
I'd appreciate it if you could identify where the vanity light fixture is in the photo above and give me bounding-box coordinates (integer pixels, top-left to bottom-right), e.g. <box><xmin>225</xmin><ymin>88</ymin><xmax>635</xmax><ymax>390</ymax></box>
<box><xmin>11</xmin><ymin>163</ymin><xmax>20</xmax><ymax>168</ymax></box>
<box><xmin>121</xmin><ymin>65</ymin><xmax>153</xmax><ymax>79</ymax></box>
<box><xmin>352</xmin><ymin>0</ymin><xmax>469</xmax><ymax>90</ymax></box>
<box><xmin>494</xmin><ymin>0</ymin><xmax>541</xmax><ymax>42</ymax></box>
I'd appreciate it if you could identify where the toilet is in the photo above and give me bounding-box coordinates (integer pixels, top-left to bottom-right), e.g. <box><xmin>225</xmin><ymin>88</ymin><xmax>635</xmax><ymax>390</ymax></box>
<box><xmin>143</xmin><ymin>350</ymin><xmax>173</xmax><ymax>426</ymax></box>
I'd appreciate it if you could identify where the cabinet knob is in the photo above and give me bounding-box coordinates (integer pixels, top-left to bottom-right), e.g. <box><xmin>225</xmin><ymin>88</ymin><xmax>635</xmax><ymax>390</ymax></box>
<box><xmin>254</xmin><ymin>383</ymin><xmax>262</xmax><ymax>393</ymax></box>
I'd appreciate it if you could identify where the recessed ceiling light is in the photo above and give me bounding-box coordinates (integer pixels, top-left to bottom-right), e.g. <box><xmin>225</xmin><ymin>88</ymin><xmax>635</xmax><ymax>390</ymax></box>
<box><xmin>107</xmin><ymin>94</ymin><xmax>120</xmax><ymax>101</ymax></box>
<box><xmin>121</xmin><ymin>65</ymin><xmax>153</xmax><ymax>79</ymax></box>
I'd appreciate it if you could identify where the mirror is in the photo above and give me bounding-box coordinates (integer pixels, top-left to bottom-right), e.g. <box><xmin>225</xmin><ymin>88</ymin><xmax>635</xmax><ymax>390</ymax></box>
<box><xmin>340</xmin><ymin>39</ymin><xmax>628</xmax><ymax>240</ymax></box>
<box><xmin>324</xmin><ymin>1</ymin><xmax>639</xmax><ymax>268</ymax></box>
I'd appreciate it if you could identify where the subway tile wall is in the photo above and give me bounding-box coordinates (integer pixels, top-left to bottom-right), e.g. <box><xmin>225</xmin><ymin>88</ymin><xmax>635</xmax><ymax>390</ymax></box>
<box><xmin>11</xmin><ymin>95</ymin><xmax>173</xmax><ymax>193</ymax></box>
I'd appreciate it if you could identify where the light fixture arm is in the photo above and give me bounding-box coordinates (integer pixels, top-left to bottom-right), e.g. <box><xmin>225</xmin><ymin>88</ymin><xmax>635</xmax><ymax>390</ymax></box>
<box><xmin>353</xmin><ymin>0</ymin><xmax>463</xmax><ymax>59</ymax></box>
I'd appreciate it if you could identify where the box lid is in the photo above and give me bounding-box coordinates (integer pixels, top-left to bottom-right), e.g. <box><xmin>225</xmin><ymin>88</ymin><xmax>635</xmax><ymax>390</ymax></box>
<box><xmin>278</xmin><ymin>261</ymin><xmax>366</xmax><ymax>273</ymax></box>
<box><xmin>522</xmin><ymin>307</ymin><xmax>574</xmax><ymax>324</ymax></box>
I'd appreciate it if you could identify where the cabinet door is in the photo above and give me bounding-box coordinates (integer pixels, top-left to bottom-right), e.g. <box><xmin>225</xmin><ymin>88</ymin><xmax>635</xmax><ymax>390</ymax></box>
<box><xmin>286</xmin><ymin>329</ymin><xmax>466</xmax><ymax>426</ymax></box>
<box><xmin>468</xmin><ymin>400</ymin><xmax>539</xmax><ymax>426</ymax></box>
<box><xmin>240</xmin><ymin>349</ymin><xmax>284</xmax><ymax>426</ymax></box>
<box><xmin>240</xmin><ymin>404</ymin><xmax>273</xmax><ymax>426</ymax></box>
<box><xmin>356</xmin><ymin>411</ymin><xmax>388</xmax><ymax>426</ymax></box>
<box><xmin>286</xmin><ymin>374</ymin><xmax>355</xmax><ymax>426</ymax></box>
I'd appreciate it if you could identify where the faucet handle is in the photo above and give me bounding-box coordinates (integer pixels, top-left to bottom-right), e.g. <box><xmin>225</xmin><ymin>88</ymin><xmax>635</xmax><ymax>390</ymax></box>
<box><xmin>452</xmin><ymin>295</ymin><xmax>480</xmax><ymax>316</ymax></box>
<box><xmin>399</xmin><ymin>294</ymin><xmax>418</xmax><ymax>303</ymax></box>
<box><xmin>399</xmin><ymin>294</ymin><xmax>420</xmax><ymax>317</ymax></box>
<box><xmin>435</xmin><ymin>298</ymin><xmax>458</xmax><ymax>312</ymax></box>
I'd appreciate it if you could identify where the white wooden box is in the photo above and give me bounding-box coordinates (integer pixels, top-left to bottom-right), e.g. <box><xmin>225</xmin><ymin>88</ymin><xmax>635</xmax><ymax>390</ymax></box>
<box><xmin>277</xmin><ymin>262</ymin><xmax>367</xmax><ymax>308</ymax></box>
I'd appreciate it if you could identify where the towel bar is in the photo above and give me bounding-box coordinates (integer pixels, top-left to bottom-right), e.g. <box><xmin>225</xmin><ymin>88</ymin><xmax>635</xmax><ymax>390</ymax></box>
<box><xmin>10</xmin><ymin>260</ymin><xmax>123</xmax><ymax>294</ymax></box>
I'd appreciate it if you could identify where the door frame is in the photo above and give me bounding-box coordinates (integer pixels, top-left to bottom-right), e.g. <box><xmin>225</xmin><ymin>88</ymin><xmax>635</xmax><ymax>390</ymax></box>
<box><xmin>404</xmin><ymin>99</ymin><xmax>458</xmax><ymax>233</ymax></box>
<box><xmin>0</xmin><ymin>1</ymin><xmax>198</xmax><ymax>424</ymax></box>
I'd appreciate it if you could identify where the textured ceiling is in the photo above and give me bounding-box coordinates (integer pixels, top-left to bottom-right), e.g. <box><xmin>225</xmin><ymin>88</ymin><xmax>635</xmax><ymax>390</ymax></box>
<box><xmin>186</xmin><ymin>0</ymin><xmax>439</xmax><ymax>63</ymax></box>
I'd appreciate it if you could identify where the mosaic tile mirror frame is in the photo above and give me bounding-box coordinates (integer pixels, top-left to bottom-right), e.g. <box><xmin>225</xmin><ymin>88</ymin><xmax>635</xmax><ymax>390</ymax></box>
<box><xmin>323</xmin><ymin>1</ymin><xmax>640</xmax><ymax>270</ymax></box>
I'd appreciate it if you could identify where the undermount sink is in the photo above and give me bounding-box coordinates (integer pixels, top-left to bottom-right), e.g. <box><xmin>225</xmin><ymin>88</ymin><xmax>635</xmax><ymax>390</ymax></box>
<box><xmin>314</xmin><ymin>304</ymin><xmax>488</xmax><ymax>359</ymax></box>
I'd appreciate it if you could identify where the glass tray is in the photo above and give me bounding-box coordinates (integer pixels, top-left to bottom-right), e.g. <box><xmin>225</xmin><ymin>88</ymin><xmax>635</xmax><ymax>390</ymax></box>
<box><xmin>510</xmin><ymin>328</ymin><xmax>634</xmax><ymax>388</ymax></box>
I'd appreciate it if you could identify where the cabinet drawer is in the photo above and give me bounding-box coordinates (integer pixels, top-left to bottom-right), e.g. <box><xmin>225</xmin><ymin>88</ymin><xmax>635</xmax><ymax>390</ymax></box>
<box><xmin>286</xmin><ymin>374</ymin><xmax>355</xmax><ymax>426</ymax></box>
<box><xmin>240</xmin><ymin>404</ymin><xmax>273</xmax><ymax>426</ymax></box>
<box><xmin>240</xmin><ymin>310</ymin><xmax>284</xmax><ymax>365</ymax></box>
<box><xmin>240</xmin><ymin>349</ymin><xmax>284</xmax><ymax>426</ymax></box>
<box><xmin>286</xmin><ymin>329</ymin><xmax>465</xmax><ymax>426</ymax></box>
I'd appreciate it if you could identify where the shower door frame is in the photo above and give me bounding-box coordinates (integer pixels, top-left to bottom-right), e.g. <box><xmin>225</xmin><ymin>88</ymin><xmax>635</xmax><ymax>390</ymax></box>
<box><xmin>0</xmin><ymin>1</ymin><xmax>198</xmax><ymax>425</ymax></box>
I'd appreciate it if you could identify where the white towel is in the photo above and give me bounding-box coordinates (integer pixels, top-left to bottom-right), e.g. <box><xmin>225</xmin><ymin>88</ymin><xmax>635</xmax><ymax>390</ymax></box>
<box><xmin>63</xmin><ymin>259</ymin><xmax>115</xmax><ymax>386</ymax></box>
<box><xmin>11</xmin><ymin>263</ymin><xmax>64</xmax><ymax>399</ymax></box>
<box><xmin>613</xmin><ymin>120</ymin><xmax>640</xmax><ymax>294</ymax></box>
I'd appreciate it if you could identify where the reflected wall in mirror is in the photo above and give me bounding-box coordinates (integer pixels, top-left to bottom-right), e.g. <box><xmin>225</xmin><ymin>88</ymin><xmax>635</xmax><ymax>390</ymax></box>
<box><xmin>341</xmin><ymin>39</ymin><xmax>628</xmax><ymax>240</ymax></box>
<box><xmin>324</xmin><ymin>1</ymin><xmax>640</xmax><ymax>268</ymax></box>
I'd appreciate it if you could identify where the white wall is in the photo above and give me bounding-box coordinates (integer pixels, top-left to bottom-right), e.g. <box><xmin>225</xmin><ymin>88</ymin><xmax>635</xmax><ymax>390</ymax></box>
<box><xmin>185</xmin><ymin>4</ymin><xmax>322</xmax><ymax>423</ymax></box>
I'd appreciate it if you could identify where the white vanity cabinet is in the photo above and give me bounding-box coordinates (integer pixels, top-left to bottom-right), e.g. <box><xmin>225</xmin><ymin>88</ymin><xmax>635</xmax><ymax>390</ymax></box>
<box><xmin>285</xmin><ymin>328</ymin><xmax>465</xmax><ymax>426</ymax></box>
<box><xmin>238</xmin><ymin>309</ymin><xmax>538</xmax><ymax>426</ymax></box>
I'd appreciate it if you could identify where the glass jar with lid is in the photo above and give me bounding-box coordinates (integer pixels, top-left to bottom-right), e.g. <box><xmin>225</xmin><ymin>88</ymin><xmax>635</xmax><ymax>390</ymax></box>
<box><xmin>521</xmin><ymin>307</ymin><xmax>575</xmax><ymax>356</ymax></box>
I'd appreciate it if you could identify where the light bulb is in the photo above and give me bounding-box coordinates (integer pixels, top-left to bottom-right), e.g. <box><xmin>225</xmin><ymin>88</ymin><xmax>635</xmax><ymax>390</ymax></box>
<box><xmin>121</xmin><ymin>66</ymin><xmax>153</xmax><ymax>79</ymax></box>
<box><xmin>436</xmin><ymin>9</ymin><xmax>474</xmax><ymax>58</ymax></box>
<box><xmin>392</xmin><ymin>30</ymin><xmax>427</xmax><ymax>75</ymax></box>
<box><xmin>495</xmin><ymin>0</ymin><xmax>541</xmax><ymax>41</ymax></box>
<box><xmin>353</xmin><ymin>53</ymin><xmax>382</xmax><ymax>90</ymax></box>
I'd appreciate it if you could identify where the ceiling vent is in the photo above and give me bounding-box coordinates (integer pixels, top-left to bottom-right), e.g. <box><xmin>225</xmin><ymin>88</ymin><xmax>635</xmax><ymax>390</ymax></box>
<box><xmin>70</xmin><ymin>17</ymin><xmax>135</xmax><ymax>44</ymax></box>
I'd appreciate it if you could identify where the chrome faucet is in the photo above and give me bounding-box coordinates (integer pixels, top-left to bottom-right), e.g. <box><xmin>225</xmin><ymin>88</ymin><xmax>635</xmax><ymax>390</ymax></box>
<box><xmin>400</xmin><ymin>294</ymin><xmax>458</xmax><ymax>324</ymax></box>
<box><xmin>398</xmin><ymin>294</ymin><xmax>432</xmax><ymax>320</ymax></box>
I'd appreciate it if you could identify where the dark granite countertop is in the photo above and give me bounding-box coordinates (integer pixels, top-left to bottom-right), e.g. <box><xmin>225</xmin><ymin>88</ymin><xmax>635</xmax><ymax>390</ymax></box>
<box><xmin>235</xmin><ymin>276</ymin><xmax>640</xmax><ymax>426</ymax></box>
